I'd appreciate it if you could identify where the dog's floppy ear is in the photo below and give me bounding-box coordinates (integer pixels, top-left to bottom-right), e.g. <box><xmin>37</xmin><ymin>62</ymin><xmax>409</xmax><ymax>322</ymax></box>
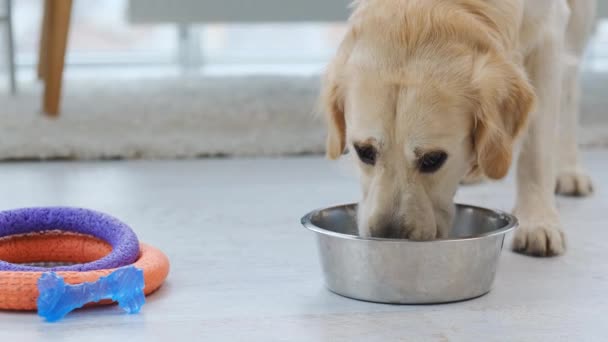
<box><xmin>322</xmin><ymin>70</ymin><xmax>347</xmax><ymax>160</ymax></box>
<box><xmin>472</xmin><ymin>52</ymin><xmax>535</xmax><ymax>179</ymax></box>
<box><xmin>321</xmin><ymin>29</ymin><xmax>356</xmax><ymax>160</ymax></box>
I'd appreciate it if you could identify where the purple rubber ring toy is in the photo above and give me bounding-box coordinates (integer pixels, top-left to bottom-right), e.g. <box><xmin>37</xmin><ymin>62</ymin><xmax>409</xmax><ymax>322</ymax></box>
<box><xmin>0</xmin><ymin>207</ymin><xmax>140</xmax><ymax>272</ymax></box>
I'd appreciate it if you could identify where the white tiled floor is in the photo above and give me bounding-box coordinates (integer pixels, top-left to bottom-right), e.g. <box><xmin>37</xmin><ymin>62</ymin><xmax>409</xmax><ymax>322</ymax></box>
<box><xmin>0</xmin><ymin>152</ymin><xmax>606</xmax><ymax>341</ymax></box>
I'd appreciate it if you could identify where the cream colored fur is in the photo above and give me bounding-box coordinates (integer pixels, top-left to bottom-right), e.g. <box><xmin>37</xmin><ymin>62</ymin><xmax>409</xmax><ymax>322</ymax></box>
<box><xmin>322</xmin><ymin>0</ymin><xmax>596</xmax><ymax>256</ymax></box>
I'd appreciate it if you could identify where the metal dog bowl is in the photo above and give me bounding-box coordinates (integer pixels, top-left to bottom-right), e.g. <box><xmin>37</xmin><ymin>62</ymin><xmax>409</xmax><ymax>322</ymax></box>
<box><xmin>301</xmin><ymin>203</ymin><xmax>517</xmax><ymax>304</ymax></box>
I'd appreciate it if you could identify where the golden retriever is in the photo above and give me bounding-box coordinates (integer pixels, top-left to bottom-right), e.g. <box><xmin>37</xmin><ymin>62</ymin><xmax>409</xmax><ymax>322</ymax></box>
<box><xmin>321</xmin><ymin>0</ymin><xmax>596</xmax><ymax>256</ymax></box>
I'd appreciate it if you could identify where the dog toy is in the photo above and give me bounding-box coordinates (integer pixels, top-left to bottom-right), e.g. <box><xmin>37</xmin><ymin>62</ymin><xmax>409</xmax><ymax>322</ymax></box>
<box><xmin>0</xmin><ymin>207</ymin><xmax>140</xmax><ymax>272</ymax></box>
<box><xmin>0</xmin><ymin>238</ymin><xmax>169</xmax><ymax>310</ymax></box>
<box><xmin>37</xmin><ymin>266</ymin><xmax>145</xmax><ymax>322</ymax></box>
<box><xmin>0</xmin><ymin>207</ymin><xmax>170</xmax><ymax>321</ymax></box>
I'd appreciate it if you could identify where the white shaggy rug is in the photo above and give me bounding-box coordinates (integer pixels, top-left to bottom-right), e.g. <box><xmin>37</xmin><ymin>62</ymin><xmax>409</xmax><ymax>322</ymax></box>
<box><xmin>0</xmin><ymin>76</ymin><xmax>326</xmax><ymax>160</ymax></box>
<box><xmin>0</xmin><ymin>74</ymin><xmax>606</xmax><ymax>160</ymax></box>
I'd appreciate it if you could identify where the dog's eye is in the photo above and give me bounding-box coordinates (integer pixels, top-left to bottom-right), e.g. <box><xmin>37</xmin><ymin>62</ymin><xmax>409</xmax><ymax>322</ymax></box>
<box><xmin>354</xmin><ymin>144</ymin><xmax>377</xmax><ymax>166</ymax></box>
<box><xmin>419</xmin><ymin>151</ymin><xmax>448</xmax><ymax>173</ymax></box>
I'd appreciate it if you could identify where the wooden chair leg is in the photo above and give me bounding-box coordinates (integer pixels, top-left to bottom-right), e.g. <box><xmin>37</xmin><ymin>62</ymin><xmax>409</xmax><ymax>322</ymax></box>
<box><xmin>43</xmin><ymin>0</ymin><xmax>72</xmax><ymax>117</ymax></box>
<box><xmin>37</xmin><ymin>0</ymin><xmax>50</xmax><ymax>81</ymax></box>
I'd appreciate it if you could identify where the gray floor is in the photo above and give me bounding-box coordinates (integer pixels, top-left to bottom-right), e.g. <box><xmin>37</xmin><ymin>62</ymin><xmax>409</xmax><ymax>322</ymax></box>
<box><xmin>0</xmin><ymin>152</ymin><xmax>606</xmax><ymax>341</ymax></box>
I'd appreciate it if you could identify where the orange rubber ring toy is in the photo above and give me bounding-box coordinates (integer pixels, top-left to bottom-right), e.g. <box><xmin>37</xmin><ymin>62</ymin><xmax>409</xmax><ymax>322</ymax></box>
<box><xmin>0</xmin><ymin>232</ymin><xmax>170</xmax><ymax>311</ymax></box>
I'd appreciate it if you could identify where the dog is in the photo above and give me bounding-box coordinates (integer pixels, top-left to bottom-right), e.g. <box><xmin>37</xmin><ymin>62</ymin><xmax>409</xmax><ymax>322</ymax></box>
<box><xmin>321</xmin><ymin>0</ymin><xmax>596</xmax><ymax>256</ymax></box>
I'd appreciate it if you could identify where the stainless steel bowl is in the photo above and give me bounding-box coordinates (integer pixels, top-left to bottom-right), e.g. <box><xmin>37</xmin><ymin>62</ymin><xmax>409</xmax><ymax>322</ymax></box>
<box><xmin>301</xmin><ymin>203</ymin><xmax>517</xmax><ymax>304</ymax></box>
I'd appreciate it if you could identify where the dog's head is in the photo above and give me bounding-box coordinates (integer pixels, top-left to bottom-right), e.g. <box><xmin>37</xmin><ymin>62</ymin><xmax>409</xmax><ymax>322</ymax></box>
<box><xmin>322</xmin><ymin>1</ymin><xmax>535</xmax><ymax>239</ymax></box>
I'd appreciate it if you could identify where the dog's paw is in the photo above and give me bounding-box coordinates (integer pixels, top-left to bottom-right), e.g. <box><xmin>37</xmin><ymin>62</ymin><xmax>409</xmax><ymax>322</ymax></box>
<box><xmin>555</xmin><ymin>169</ymin><xmax>593</xmax><ymax>197</ymax></box>
<box><xmin>512</xmin><ymin>220</ymin><xmax>566</xmax><ymax>257</ymax></box>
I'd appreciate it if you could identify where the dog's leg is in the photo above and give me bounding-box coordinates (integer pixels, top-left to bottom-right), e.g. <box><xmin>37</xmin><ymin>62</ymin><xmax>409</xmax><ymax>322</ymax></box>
<box><xmin>556</xmin><ymin>0</ymin><xmax>596</xmax><ymax>197</ymax></box>
<box><xmin>512</xmin><ymin>6</ymin><xmax>570</xmax><ymax>257</ymax></box>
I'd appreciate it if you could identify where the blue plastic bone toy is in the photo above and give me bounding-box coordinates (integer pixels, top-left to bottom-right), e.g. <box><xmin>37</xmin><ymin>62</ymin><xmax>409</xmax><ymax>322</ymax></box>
<box><xmin>37</xmin><ymin>266</ymin><xmax>146</xmax><ymax>322</ymax></box>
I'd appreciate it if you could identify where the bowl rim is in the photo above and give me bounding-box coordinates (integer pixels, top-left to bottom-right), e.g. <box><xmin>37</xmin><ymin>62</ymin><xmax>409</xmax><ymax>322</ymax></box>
<box><xmin>301</xmin><ymin>202</ymin><xmax>518</xmax><ymax>243</ymax></box>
